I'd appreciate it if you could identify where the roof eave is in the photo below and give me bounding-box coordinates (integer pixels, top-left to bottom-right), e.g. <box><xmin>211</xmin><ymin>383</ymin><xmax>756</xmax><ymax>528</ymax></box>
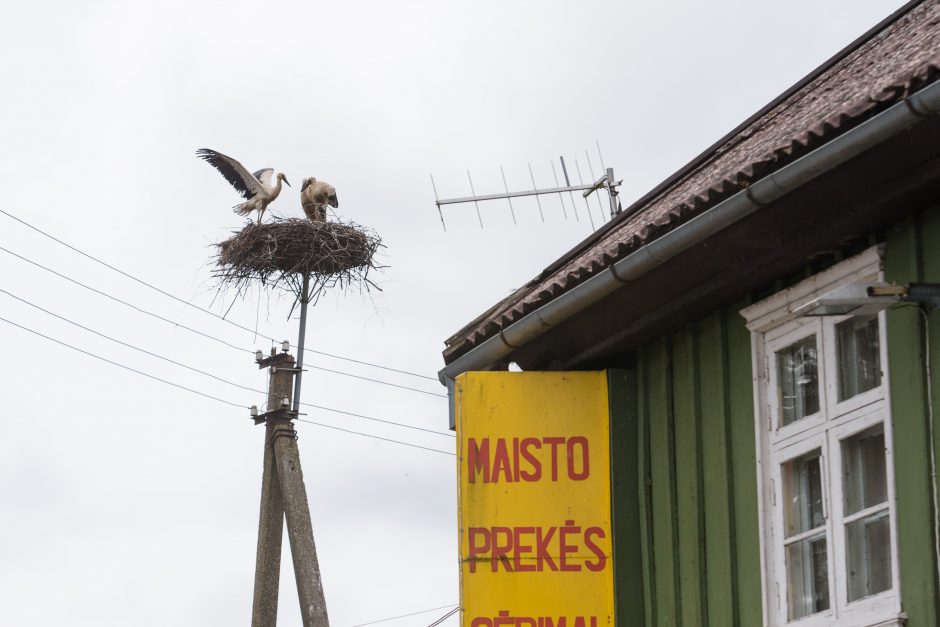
<box><xmin>439</xmin><ymin>78</ymin><xmax>940</xmax><ymax>385</ymax></box>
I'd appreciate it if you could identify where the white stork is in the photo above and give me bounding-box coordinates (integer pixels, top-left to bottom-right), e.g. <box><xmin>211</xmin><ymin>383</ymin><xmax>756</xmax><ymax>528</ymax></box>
<box><xmin>300</xmin><ymin>177</ymin><xmax>339</xmax><ymax>222</ymax></box>
<box><xmin>196</xmin><ymin>148</ymin><xmax>290</xmax><ymax>224</ymax></box>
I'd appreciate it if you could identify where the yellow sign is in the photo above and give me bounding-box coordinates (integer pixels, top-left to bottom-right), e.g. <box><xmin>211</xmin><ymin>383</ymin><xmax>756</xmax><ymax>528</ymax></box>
<box><xmin>455</xmin><ymin>371</ymin><xmax>614</xmax><ymax>627</ymax></box>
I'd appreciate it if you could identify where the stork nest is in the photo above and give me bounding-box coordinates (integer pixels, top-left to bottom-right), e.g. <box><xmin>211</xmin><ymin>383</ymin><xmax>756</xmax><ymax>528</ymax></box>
<box><xmin>214</xmin><ymin>218</ymin><xmax>383</xmax><ymax>305</ymax></box>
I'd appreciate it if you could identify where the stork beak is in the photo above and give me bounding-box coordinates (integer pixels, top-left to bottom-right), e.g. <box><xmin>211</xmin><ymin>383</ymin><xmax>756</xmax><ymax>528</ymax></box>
<box><xmin>283</xmin><ymin>176</ymin><xmax>291</xmax><ymax>188</ymax></box>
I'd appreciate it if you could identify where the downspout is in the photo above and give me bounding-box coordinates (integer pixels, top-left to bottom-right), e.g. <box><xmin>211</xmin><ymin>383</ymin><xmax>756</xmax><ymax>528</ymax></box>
<box><xmin>441</xmin><ymin>79</ymin><xmax>940</xmax><ymax>428</ymax></box>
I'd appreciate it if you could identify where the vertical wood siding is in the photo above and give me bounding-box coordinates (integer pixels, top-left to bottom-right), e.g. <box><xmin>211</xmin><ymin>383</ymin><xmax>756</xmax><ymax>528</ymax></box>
<box><xmin>884</xmin><ymin>206</ymin><xmax>940</xmax><ymax>627</ymax></box>
<box><xmin>622</xmin><ymin>306</ymin><xmax>762</xmax><ymax>626</ymax></box>
<box><xmin>610</xmin><ymin>207</ymin><xmax>940</xmax><ymax>625</ymax></box>
<box><xmin>609</xmin><ymin>370</ymin><xmax>646</xmax><ymax>627</ymax></box>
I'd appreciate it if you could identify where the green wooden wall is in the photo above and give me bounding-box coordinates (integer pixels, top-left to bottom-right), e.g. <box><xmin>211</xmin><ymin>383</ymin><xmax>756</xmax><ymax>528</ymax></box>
<box><xmin>884</xmin><ymin>205</ymin><xmax>940</xmax><ymax>627</ymax></box>
<box><xmin>606</xmin><ymin>205</ymin><xmax>940</xmax><ymax>626</ymax></box>
<box><xmin>609</xmin><ymin>307</ymin><xmax>763</xmax><ymax>626</ymax></box>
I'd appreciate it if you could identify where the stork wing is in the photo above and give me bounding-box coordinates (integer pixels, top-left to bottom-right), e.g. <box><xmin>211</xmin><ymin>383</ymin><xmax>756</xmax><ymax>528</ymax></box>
<box><xmin>196</xmin><ymin>148</ymin><xmax>263</xmax><ymax>200</ymax></box>
<box><xmin>253</xmin><ymin>168</ymin><xmax>274</xmax><ymax>186</ymax></box>
<box><xmin>329</xmin><ymin>191</ymin><xmax>339</xmax><ymax>208</ymax></box>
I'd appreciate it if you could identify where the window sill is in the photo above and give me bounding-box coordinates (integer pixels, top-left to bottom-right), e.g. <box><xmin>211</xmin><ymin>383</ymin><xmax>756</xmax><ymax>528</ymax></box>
<box><xmin>778</xmin><ymin>612</ymin><xmax>906</xmax><ymax>627</ymax></box>
<box><xmin>852</xmin><ymin>613</ymin><xmax>906</xmax><ymax>627</ymax></box>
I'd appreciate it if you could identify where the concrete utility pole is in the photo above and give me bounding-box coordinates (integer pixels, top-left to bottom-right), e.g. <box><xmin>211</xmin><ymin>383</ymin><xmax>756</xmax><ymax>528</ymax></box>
<box><xmin>251</xmin><ymin>349</ymin><xmax>329</xmax><ymax>627</ymax></box>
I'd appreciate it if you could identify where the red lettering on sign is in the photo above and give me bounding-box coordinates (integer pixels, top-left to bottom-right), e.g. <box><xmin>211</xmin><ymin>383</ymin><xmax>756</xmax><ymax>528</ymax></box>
<box><xmin>468</xmin><ymin>438</ymin><xmax>490</xmax><ymax>484</ymax></box>
<box><xmin>468</xmin><ymin>521</ymin><xmax>609</xmax><ymax>574</ymax></box>
<box><xmin>543</xmin><ymin>437</ymin><xmax>565</xmax><ymax>481</ymax></box>
<box><xmin>513</xmin><ymin>526</ymin><xmax>536</xmax><ymax>572</ymax></box>
<box><xmin>536</xmin><ymin>526</ymin><xmax>557</xmax><ymax>571</ymax></box>
<box><xmin>559</xmin><ymin>520</ymin><xmax>581</xmax><ymax>572</ymax></box>
<box><xmin>468</xmin><ymin>527</ymin><xmax>490</xmax><ymax>574</ymax></box>
<box><xmin>470</xmin><ymin>615</ymin><xmax>599</xmax><ymax>627</ymax></box>
<box><xmin>465</xmin><ymin>436</ymin><xmax>591</xmax><ymax>483</ymax></box>
<box><xmin>492</xmin><ymin>527</ymin><xmax>514</xmax><ymax>572</ymax></box>
<box><xmin>492</xmin><ymin>440</ymin><xmax>512</xmax><ymax>483</ymax></box>
<box><xmin>519</xmin><ymin>438</ymin><xmax>542</xmax><ymax>481</ymax></box>
<box><xmin>567</xmin><ymin>436</ymin><xmax>590</xmax><ymax>481</ymax></box>
<box><xmin>584</xmin><ymin>527</ymin><xmax>607</xmax><ymax>572</ymax></box>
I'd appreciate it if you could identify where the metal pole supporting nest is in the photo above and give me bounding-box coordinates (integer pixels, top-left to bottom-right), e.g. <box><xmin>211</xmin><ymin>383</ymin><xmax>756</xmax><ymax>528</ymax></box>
<box><xmin>293</xmin><ymin>271</ymin><xmax>310</xmax><ymax>414</ymax></box>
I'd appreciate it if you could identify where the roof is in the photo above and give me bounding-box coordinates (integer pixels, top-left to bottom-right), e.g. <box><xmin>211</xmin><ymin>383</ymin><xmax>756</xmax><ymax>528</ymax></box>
<box><xmin>443</xmin><ymin>0</ymin><xmax>940</xmax><ymax>366</ymax></box>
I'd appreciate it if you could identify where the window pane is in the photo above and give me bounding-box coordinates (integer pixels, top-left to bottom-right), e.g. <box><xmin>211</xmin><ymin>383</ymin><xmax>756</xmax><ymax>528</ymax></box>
<box><xmin>783</xmin><ymin>450</ymin><xmax>825</xmax><ymax>537</ymax></box>
<box><xmin>846</xmin><ymin>511</ymin><xmax>892</xmax><ymax>601</ymax></box>
<box><xmin>786</xmin><ymin>534</ymin><xmax>830</xmax><ymax>619</ymax></box>
<box><xmin>777</xmin><ymin>336</ymin><xmax>819</xmax><ymax>426</ymax></box>
<box><xmin>842</xmin><ymin>426</ymin><xmax>887</xmax><ymax>515</ymax></box>
<box><xmin>837</xmin><ymin>315</ymin><xmax>881</xmax><ymax>401</ymax></box>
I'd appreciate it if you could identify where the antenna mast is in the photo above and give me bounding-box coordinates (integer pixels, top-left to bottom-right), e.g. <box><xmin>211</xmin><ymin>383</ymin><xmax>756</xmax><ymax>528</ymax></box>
<box><xmin>431</xmin><ymin>146</ymin><xmax>622</xmax><ymax>230</ymax></box>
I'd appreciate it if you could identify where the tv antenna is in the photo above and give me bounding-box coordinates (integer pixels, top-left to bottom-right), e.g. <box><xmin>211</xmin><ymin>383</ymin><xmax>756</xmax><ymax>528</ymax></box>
<box><xmin>430</xmin><ymin>142</ymin><xmax>622</xmax><ymax>231</ymax></box>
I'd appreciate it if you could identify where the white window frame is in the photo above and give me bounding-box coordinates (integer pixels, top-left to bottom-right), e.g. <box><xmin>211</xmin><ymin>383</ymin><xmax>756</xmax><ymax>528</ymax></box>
<box><xmin>765</xmin><ymin>319</ymin><xmax>827</xmax><ymax>445</ymax></box>
<box><xmin>822</xmin><ymin>313</ymin><xmax>887</xmax><ymax>420</ymax></box>
<box><xmin>828</xmin><ymin>405</ymin><xmax>901</xmax><ymax>623</ymax></box>
<box><xmin>770</xmin><ymin>432</ymin><xmax>835</xmax><ymax>627</ymax></box>
<box><xmin>741</xmin><ymin>246</ymin><xmax>903</xmax><ymax>627</ymax></box>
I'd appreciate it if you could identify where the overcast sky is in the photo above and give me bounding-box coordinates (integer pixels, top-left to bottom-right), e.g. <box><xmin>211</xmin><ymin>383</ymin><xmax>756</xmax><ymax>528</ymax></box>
<box><xmin>0</xmin><ymin>1</ymin><xmax>909</xmax><ymax>625</ymax></box>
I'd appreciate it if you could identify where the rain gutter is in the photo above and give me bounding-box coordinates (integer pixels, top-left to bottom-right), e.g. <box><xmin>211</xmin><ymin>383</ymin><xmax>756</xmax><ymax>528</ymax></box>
<box><xmin>440</xmin><ymin>79</ymin><xmax>940</xmax><ymax>425</ymax></box>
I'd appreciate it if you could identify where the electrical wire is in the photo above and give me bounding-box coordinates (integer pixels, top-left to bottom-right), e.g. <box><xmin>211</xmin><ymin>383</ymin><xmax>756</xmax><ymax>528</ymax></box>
<box><xmin>0</xmin><ymin>286</ymin><xmax>251</xmax><ymax>385</ymax></box>
<box><xmin>299</xmin><ymin>402</ymin><xmax>454</xmax><ymax>438</ymax></box>
<box><xmin>0</xmin><ymin>207</ymin><xmax>437</xmax><ymax>380</ymax></box>
<box><xmin>427</xmin><ymin>606</ymin><xmax>460</xmax><ymax>627</ymax></box>
<box><xmin>0</xmin><ymin>287</ymin><xmax>454</xmax><ymax>438</ymax></box>
<box><xmin>295</xmin><ymin>419</ymin><xmax>454</xmax><ymax>457</ymax></box>
<box><xmin>0</xmin><ymin>243</ymin><xmax>253</xmax><ymax>353</ymax></box>
<box><xmin>0</xmin><ymin>315</ymin><xmax>454</xmax><ymax>456</ymax></box>
<box><xmin>888</xmin><ymin>302</ymin><xmax>940</xmax><ymax>592</ymax></box>
<box><xmin>309</xmin><ymin>365</ymin><xmax>445</xmax><ymax>397</ymax></box>
<box><xmin>0</xmin><ymin>244</ymin><xmax>445</xmax><ymax>398</ymax></box>
<box><xmin>352</xmin><ymin>604</ymin><xmax>458</xmax><ymax>627</ymax></box>
<box><xmin>295</xmin><ymin>346</ymin><xmax>436</xmax><ymax>381</ymax></box>
<box><xmin>0</xmin><ymin>315</ymin><xmax>246</xmax><ymax>408</ymax></box>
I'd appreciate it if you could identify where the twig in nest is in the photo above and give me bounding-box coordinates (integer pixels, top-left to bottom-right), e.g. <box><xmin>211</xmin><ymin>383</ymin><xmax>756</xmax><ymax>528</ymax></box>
<box><xmin>214</xmin><ymin>218</ymin><xmax>383</xmax><ymax>309</ymax></box>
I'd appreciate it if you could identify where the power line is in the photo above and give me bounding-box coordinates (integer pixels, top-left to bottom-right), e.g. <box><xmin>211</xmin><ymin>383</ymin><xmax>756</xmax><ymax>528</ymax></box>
<box><xmin>0</xmin><ymin>315</ymin><xmax>246</xmax><ymax>408</ymax></box>
<box><xmin>0</xmin><ymin>243</ymin><xmax>253</xmax><ymax>353</ymax></box>
<box><xmin>427</xmin><ymin>607</ymin><xmax>460</xmax><ymax>627</ymax></box>
<box><xmin>0</xmin><ymin>286</ymin><xmax>253</xmax><ymax>386</ymax></box>
<box><xmin>0</xmin><ymin>316</ymin><xmax>454</xmax><ymax>456</ymax></box>
<box><xmin>300</xmin><ymin>347</ymin><xmax>436</xmax><ymax>381</ymax></box>
<box><xmin>0</xmin><ymin>287</ymin><xmax>454</xmax><ymax>439</ymax></box>
<box><xmin>0</xmin><ymin>207</ymin><xmax>437</xmax><ymax>381</ymax></box>
<box><xmin>353</xmin><ymin>604</ymin><xmax>459</xmax><ymax>627</ymax></box>
<box><xmin>0</xmin><ymin>244</ymin><xmax>445</xmax><ymax>398</ymax></box>
<box><xmin>299</xmin><ymin>402</ymin><xmax>454</xmax><ymax>438</ymax></box>
<box><xmin>311</xmin><ymin>365</ymin><xmax>445</xmax><ymax>398</ymax></box>
<box><xmin>295</xmin><ymin>419</ymin><xmax>454</xmax><ymax>457</ymax></box>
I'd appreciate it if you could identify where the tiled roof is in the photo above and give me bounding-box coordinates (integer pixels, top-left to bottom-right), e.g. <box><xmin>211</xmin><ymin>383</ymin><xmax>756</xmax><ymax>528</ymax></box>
<box><xmin>443</xmin><ymin>0</ymin><xmax>940</xmax><ymax>365</ymax></box>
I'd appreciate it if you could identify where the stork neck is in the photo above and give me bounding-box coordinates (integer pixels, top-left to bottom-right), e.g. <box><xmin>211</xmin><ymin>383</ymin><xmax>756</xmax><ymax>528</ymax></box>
<box><xmin>270</xmin><ymin>177</ymin><xmax>283</xmax><ymax>199</ymax></box>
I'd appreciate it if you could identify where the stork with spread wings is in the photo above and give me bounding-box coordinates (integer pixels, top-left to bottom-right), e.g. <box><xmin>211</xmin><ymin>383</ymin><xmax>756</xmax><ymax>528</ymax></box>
<box><xmin>300</xmin><ymin>177</ymin><xmax>339</xmax><ymax>222</ymax></box>
<box><xmin>196</xmin><ymin>148</ymin><xmax>291</xmax><ymax>224</ymax></box>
